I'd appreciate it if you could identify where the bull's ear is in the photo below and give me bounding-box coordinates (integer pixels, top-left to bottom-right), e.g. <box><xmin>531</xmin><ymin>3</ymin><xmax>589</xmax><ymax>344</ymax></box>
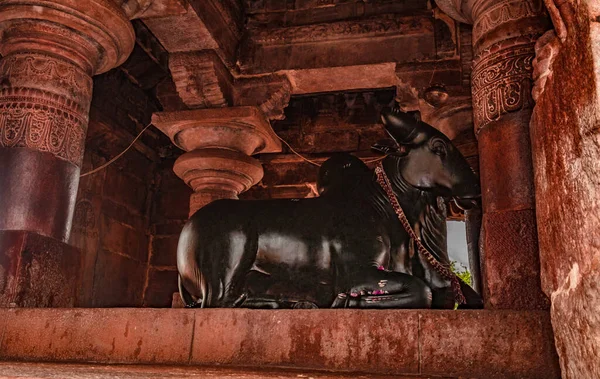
<box><xmin>371</xmin><ymin>138</ymin><xmax>399</xmax><ymax>154</ymax></box>
<box><xmin>381</xmin><ymin>107</ymin><xmax>425</xmax><ymax>145</ymax></box>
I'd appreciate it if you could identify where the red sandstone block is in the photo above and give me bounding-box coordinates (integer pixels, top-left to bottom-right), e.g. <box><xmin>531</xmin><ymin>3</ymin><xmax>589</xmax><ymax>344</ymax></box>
<box><xmin>0</xmin><ymin>362</ymin><xmax>456</xmax><ymax>379</ymax></box>
<box><xmin>190</xmin><ymin>309</ymin><xmax>420</xmax><ymax>374</ymax></box>
<box><xmin>419</xmin><ymin>310</ymin><xmax>560</xmax><ymax>379</ymax></box>
<box><xmin>92</xmin><ymin>250</ymin><xmax>147</xmax><ymax>307</ymax></box>
<box><xmin>0</xmin><ymin>231</ymin><xmax>82</xmax><ymax>308</ymax></box>
<box><xmin>481</xmin><ymin>210</ymin><xmax>549</xmax><ymax>310</ymax></box>
<box><xmin>151</xmin><ymin>222</ymin><xmax>185</xmax><ymax>237</ymax></box>
<box><xmin>0</xmin><ymin>308</ymin><xmax>194</xmax><ymax>364</ymax></box>
<box><xmin>143</xmin><ymin>268</ymin><xmax>179</xmax><ymax>308</ymax></box>
<box><xmin>101</xmin><ymin>216</ymin><xmax>149</xmax><ymax>263</ymax></box>
<box><xmin>101</xmin><ymin>199</ymin><xmax>146</xmax><ymax>231</ymax></box>
<box><xmin>103</xmin><ymin>167</ymin><xmax>148</xmax><ymax>216</ymax></box>
<box><xmin>150</xmin><ymin>235</ymin><xmax>179</xmax><ymax>267</ymax></box>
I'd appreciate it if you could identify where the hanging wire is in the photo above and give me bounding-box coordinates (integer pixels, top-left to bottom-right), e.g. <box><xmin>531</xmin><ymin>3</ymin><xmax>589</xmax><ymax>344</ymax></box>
<box><xmin>80</xmin><ymin>122</ymin><xmax>153</xmax><ymax>177</ymax></box>
<box><xmin>80</xmin><ymin>122</ymin><xmax>388</xmax><ymax>177</ymax></box>
<box><xmin>275</xmin><ymin>134</ymin><xmax>388</xmax><ymax>167</ymax></box>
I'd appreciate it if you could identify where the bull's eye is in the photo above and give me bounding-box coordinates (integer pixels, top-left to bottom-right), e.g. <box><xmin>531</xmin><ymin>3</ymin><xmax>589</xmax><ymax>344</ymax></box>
<box><xmin>430</xmin><ymin>139</ymin><xmax>447</xmax><ymax>157</ymax></box>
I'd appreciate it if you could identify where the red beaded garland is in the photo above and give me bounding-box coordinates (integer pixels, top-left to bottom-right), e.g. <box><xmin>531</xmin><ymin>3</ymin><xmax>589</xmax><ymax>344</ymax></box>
<box><xmin>375</xmin><ymin>162</ymin><xmax>466</xmax><ymax>305</ymax></box>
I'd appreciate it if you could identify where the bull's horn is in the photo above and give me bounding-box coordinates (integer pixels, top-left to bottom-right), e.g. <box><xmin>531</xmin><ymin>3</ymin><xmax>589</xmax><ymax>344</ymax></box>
<box><xmin>380</xmin><ymin>107</ymin><xmax>422</xmax><ymax>144</ymax></box>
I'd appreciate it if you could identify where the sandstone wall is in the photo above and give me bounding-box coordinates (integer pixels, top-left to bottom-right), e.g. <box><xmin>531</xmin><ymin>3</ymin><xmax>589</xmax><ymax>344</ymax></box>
<box><xmin>530</xmin><ymin>1</ymin><xmax>600</xmax><ymax>377</ymax></box>
<box><xmin>69</xmin><ymin>69</ymin><xmax>189</xmax><ymax>308</ymax></box>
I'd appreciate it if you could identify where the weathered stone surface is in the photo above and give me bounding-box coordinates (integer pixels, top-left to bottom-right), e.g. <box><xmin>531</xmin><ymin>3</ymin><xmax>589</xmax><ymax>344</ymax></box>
<box><xmin>92</xmin><ymin>249</ymin><xmax>147</xmax><ymax>307</ymax></box>
<box><xmin>150</xmin><ymin>235</ymin><xmax>179</xmax><ymax>267</ymax></box>
<box><xmin>436</xmin><ymin>0</ymin><xmax>549</xmax><ymax>311</ymax></box>
<box><xmin>420</xmin><ymin>310</ymin><xmax>560</xmax><ymax>378</ymax></box>
<box><xmin>0</xmin><ymin>309</ymin><xmax>559</xmax><ymax>376</ymax></box>
<box><xmin>0</xmin><ymin>231</ymin><xmax>82</xmax><ymax>308</ymax></box>
<box><xmin>0</xmin><ymin>362</ymin><xmax>447</xmax><ymax>379</ymax></box>
<box><xmin>143</xmin><ymin>268</ymin><xmax>179</xmax><ymax>308</ymax></box>
<box><xmin>191</xmin><ymin>309</ymin><xmax>420</xmax><ymax>374</ymax></box>
<box><xmin>480</xmin><ymin>209</ymin><xmax>549</xmax><ymax>310</ymax></box>
<box><xmin>530</xmin><ymin>1</ymin><xmax>600</xmax><ymax>377</ymax></box>
<box><xmin>0</xmin><ymin>309</ymin><xmax>194</xmax><ymax>364</ymax></box>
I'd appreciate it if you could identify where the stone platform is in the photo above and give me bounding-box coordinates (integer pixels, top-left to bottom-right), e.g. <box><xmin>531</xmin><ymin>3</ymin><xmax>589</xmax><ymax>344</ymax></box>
<box><xmin>0</xmin><ymin>362</ymin><xmax>454</xmax><ymax>379</ymax></box>
<box><xmin>0</xmin><ymin>309</ymin><xmax>560</xmax><ymax>379</ymax></box>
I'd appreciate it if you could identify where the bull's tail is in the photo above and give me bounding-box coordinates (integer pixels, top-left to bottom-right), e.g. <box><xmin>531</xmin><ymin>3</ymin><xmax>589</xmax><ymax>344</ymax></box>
<box><xmin>177</xmin><ymin>219</ymin><xmax>211</xmax><ymax>308</ymax></box>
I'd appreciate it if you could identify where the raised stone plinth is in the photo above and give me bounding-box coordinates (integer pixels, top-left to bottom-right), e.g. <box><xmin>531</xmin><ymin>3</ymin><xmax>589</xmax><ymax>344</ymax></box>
<box><xmin>0</xmin><ymin>308</ymin><xmax>559</xmax><ymax>378</ymax></box>
<box><xmin>0</xmin><ymin>231</ymin><xmax>82</xmax><ymax>307</ymax></box>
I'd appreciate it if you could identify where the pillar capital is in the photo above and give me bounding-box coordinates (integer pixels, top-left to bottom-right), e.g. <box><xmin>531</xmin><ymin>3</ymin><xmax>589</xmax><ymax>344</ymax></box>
<box><xmin>0</xmin><ymin>0</ymin><xmax>134</xmax><ymax>75</ymax></box>
<box><xmin>436</xmin><ymin>0</ymin><xmax>548</xmax><ymax>135</ymax></box>
<box><xmin>437</xmin><ymin>0</ymin><xmax>548</xmax><ymax>54</ymax></box>
<box><xmin>153</xmin><ymin>106</ymin><xmax>282</xmax><ymax>215</ymax></box>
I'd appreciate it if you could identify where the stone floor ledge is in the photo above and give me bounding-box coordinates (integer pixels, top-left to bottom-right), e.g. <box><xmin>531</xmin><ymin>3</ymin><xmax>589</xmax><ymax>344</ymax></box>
<box><xmin>0</xmin><ymin>308</ymin><xmax>560</xmax><ymax>379</ymax></box>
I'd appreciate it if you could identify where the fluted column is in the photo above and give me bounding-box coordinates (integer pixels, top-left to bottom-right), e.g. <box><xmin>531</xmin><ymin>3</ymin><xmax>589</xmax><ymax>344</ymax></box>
<box><xmin>0</xmin><ymin>0</ymin><xmax>135</xmax><ymax>242</ymax></box>
<box><xmin>153</xmin><ymin>107</ymin><xmax>281</xmax><ymax>216</ymax></box>
<box><xmin>437</xmin><ymin>0</ymin><xmax>550</xmax><ymax>309</ymax></box>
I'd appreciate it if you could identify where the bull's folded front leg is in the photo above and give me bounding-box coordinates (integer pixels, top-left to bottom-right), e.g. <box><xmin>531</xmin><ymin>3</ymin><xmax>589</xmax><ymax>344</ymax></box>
<box><xmin>331</xmin><ymin>269</ymin><xmax>433</xmax><ymax>309</ymax></box>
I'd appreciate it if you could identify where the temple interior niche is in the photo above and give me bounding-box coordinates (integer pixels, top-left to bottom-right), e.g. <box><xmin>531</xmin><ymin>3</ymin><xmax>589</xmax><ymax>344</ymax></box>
<box><xmin>1</xmin><ymin>0</ymin><xmax>599</xmax><ymax>378</ymax></box>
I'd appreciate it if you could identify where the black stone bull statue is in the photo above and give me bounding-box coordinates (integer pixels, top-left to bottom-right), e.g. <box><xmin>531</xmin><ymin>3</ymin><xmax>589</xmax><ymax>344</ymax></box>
<box><xmin>177</xmin><ymin>106</ymin><xmax>482</xmax><ymax>309</ymax></box>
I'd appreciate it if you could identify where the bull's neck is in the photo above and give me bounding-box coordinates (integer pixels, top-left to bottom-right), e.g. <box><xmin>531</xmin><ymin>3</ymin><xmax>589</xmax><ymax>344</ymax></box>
<box><xmin>369</xmin><ymin>156</ymin><xmax>432</xmax><ymax>224</ymax></box>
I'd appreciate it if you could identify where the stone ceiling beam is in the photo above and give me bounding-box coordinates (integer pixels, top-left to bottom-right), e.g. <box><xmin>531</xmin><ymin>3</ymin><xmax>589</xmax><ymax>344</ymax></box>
<box><xmin>142</xmin><ymin>0</ymin><xmax>242</xmax><ymax>66</ymax></box>
<box><xmin>238</xmin><ymin>13</ymin><xmax>438</xmax><ymax>75</ymax></box>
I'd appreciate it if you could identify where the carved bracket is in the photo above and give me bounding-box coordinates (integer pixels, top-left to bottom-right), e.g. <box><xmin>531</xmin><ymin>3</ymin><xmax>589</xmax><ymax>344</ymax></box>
<box><xmin>169</xmin><ymin>51</ymin><xmax>234</xmax><ymax>109</ymax></box>
<box><xmin>233</xmin><ymin>75</ymin><xmax>292</xmax><ymax>121</ymax></box>
<box><xmin>169</xmin><ymin>51</ymin><xmax>292</xmax><ymax>121</ymax></box>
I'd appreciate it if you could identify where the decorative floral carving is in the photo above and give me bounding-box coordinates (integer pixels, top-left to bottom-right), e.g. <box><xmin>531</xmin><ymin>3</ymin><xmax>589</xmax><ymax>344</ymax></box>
<box><xmin>0</xmin><ymin>87</ymin><xmax>87</xmax><ymax>166</ymax></box>
<box><xmin>0</xmin><ymin>54</ymin><xmax>93</xmax><ymax>109</ymax></box>
<box><xmin>471</xmin><ymin>36</ymin><xmax>537</xmax><ymax>134</ymax></box>
<box><xmin>250</xmin><ymin>15</ymin><xmax>430</xmax><ymax>45</ymax></box>
<box><xmin>472</xmin><ymin>0</ymin><xmax>544</xmax><ymax>47</ymax></box>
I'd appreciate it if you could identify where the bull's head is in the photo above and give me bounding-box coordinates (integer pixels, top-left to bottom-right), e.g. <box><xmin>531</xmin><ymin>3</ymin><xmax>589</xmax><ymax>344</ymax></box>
<box><xmin>379</xmin><ymin>107</ymin><xmax>480</xmax><ymax>203</ymax></box>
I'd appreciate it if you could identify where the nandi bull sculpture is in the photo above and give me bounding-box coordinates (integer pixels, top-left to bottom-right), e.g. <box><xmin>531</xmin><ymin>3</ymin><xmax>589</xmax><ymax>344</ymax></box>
<box><xmin>177</xmin><ymin>106</ymin><xmax>482</xmax><ymax>309</ymax></box>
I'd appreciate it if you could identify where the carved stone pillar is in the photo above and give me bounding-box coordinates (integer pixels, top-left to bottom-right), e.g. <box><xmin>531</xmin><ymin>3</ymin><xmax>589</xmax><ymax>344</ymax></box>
<box><xmin>0</xmin><ymin>0</ymin><xmax>134</xmax><ymax>242</ymax></box>
<box><xmin>152</xmin><ymin>107</ymin><xmax>281</xmax><ymax>215</ymax></box>
<box><xmin>0</xmin><ymin>0</ymin><xmax>134</xmax><ymax>307</ymax></box>
<box><xmin>437</xmin><ymin>0</ymin><xmax>550</xmax><ymax>309</ymax></box>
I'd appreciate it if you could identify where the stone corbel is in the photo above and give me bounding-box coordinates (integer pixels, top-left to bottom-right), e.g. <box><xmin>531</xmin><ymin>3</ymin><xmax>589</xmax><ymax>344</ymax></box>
<box><xmin>168</xmin><ymin>51</ymin><xmax>234</xmax><ymax>109</ymax></box>
<box><xmin>168</xmin><ymin>50</ymin><xmax>293</xmax><ymax>121</ymax></box>
<box><xmin>233</xmin><ymin>75</ymin><xmax>293</xmax><ymax>121</ymax></box>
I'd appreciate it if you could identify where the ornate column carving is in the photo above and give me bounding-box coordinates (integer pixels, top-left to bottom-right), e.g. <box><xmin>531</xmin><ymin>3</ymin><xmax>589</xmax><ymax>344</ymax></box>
<box><xmin>153</xmin><ymin>107</ymin><xmax>281</xmax><ymax>215</ymax></box>
<box><xmin>437</xmin><ymin>0</ymin><xmax>550</xmax><ymax>310</ymax></box>
<box><xmin>0</xmin><ymin>0</ymin><xmax>134</xmax><ymax>241</ymax></box>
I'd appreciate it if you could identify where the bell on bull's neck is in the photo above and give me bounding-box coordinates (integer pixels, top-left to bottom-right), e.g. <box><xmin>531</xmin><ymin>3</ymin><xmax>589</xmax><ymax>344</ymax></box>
<box><xmin>423</xmin><ymin>84</ymin><xmax>449</xmax><ymax>108</ymax></box>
